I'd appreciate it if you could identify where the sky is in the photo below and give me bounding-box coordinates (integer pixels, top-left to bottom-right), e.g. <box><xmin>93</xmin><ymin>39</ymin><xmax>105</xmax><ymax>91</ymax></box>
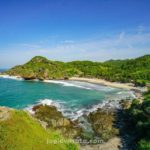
<box><xmin>0</xmin><ymin>0</ymin><xmax>150</xmax><ymax>68</ymax></box>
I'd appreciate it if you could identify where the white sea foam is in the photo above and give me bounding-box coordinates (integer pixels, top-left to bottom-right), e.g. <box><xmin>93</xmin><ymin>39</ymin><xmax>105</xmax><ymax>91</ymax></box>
<box><xmin>0</xmin><ymin>75</ymin><xmax>23</xmax><ymax>81</ymax></box>
<box><xmin>129</xmin><ymin>91</ymin><xmax>136</xmax><ymax>99</ymax></box>
<box><xmin>25</xmin><ymin>89</ymin><xmax>136</xmax><ymax>120</ymax></box>
<box><xmin>25</xmin><ymin>105</ymin><xmax>35</xmax><ymax>114</ymax></box>
<box><xmin>43</xmin><ymin>80</ymin><xmax>92</xmax><ymax>90</ymax></box>
<box><xmin>0</xmin><ymin>75</ymin><xmax>116</xmax><ymax>91</ymax></box>
<box><xmin>62</xmin><ymin>99</ymin><xmax>124</xmax><ymax>120</ymax></box>
<box><xmin>43</xmin><ymin>80</ymin><xmax>116</xmax><ymax>91</ymax></box>
<box><xmin>87</xmin><ymin>100</ymin><xmax>121</xmax><ymax>114</ymax></box>
<box><xmin>117</xmin><ymin>91</ymin><xmax>123</xmax><ymax>94</ymax></box>
<box><xmin>25</xmin><ymin>98</ymin><xmax>85</xmax><ymax>120</ymax></box>
<box><xmin>39</xmin><ymin>99</ymin><xmax>53</xmax><ymax>105</ymax></box>
<box><xmin>68</xmin><ymin>81</ymin><xmax>115</xmax><ymax>92</ymax></box>
<box><xmin>25</xmin><ymin>99</ymin><xmax>64</xmax><ymax>115</ymax></box>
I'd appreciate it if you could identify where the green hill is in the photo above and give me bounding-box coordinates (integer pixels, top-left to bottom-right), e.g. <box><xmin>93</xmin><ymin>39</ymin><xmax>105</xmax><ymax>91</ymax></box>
<box><xmin>6</xmin><ymin>56</ymin><xmax>67</xmax><ymax>80</ymax></box>
<box><xmin>6</xmin><ymin>55</ymin><xmax>150</xmax><ymax>86</ymax></box>
<box><xmin>0</xmin><ymin>108</ymin><xmax>78</xmax><ymax>150</ymax></box>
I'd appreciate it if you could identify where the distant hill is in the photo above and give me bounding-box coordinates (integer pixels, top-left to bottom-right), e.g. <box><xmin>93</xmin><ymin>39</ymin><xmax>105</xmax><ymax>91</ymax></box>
<box><xmin>6</xmin><ymin>55</ymin><xmax>150</xmax><ymax>86</ymax></box>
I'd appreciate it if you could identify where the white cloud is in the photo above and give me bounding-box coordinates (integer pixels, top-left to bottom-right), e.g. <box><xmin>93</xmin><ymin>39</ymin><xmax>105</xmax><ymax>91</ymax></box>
<box><xmin>1</xmin><ymin>27</ymin><xmax>150</xmax><ymax>68</ymax></box>
<box><xmin>137</xmin><ymin>25</ymin><xmax>145</xmax><ymax>34</ymax></box>
<box><xmin>62</xmin><ymin>40</ymin><xmax>75</xmax><ymax>44</ymax></box>
<box><xmin>119</xmin><ymin>31</ymin><xmax>125</xmax><ymax>40</ymax></box>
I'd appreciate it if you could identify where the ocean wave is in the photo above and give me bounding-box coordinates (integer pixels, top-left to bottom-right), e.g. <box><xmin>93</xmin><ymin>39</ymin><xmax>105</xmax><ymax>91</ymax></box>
<box><xmin>0</xmin><ymin>76</ymin><xmax>91</xmax><ymax>90</ymax></box>
<box><xmin>38</xmin><ymin>99</ymin><xmax>82</xmax><ymax>120</ymax></box>
<box><xmin>68</xmin><ymin>81</ymin><xmax>116</xmax><ymax>92</ymax></box>
<box><xmin>0</xmin><ymin>75</ymin><xmax>23</xmax><ymax>81</ymax></box>
<box><xmin>117</xmin><ymin>91</ymin><xmax>123</xmax><ymax>94</ymax></box>
<box><xmin>25</xmin><ymin>99</ymin><xmax>64</xmax><ymax>115</ymax></box>
<box><xmin>0</xmin><ymin>75</ymin><xmax>117</xmax><ymax>91</ymax></box>
<box><xmin>25</xmin><ymin>98</ymin><xmax>121</xmax><ymax>121</ymax></box>
<box><xmin>43</xmin><ymin>80</ymin><xmax>117</xmax><ymax>91</ymax></box>
<box><xmin>25</xmin><ymin>98</ymin><xmax>86</xmax><ymax>120</ymax></box>
<box><xmin>87</xmin><ymin>100</ymin><xmax>121</xmax><ymax>113</ymax></box>
<box><xmin>43</xmin><ymin>80</ymin><xmax>92</xmax><ymax>90</ymax></box>
<box><xmin>25</xmin><ymin>105</ymin><xmax>35</xmax><ymax>114</ymax></box>
<box><xmin>25</xmin><ymin>90</ymin><xmax>135</xmax><ymax>121</ymax></box>
<box><xmin>115</xmin><ymin>90</ymin><xmax>136</xmax><ymax>99</ymax></box>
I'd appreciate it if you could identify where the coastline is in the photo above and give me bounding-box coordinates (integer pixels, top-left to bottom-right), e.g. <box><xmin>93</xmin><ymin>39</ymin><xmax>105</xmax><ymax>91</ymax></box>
<box><xmin>0</xmin><ymin>74</ymin><xmax>147</xmax><ymax>149</ymax></box>
<box><xmin>0</xmin><ymin>74</ymin><xmax>145</xmax><ymax>100</ymax></box>
<box><xmin>69</xmin><ymin>77</ymin><xmax>139</xmax><ymax>90</ymax></box>
<box><xmin>0</xmin><ymin>74</ymin><xmax>144</xmax><ymax>90</ymax></box>
<box><xmin>69</xmin><ymin>77</ymin><xmax>146</xmax><ymax>100</ymax></box>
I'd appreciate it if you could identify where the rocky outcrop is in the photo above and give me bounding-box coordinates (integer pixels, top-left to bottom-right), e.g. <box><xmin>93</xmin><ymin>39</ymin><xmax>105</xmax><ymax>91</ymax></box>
<box><xmin>87</xmin><ymin>108</ymin><xmax>119</xmax><ymax>141</ymax></box>
<box><xmin>33</xmin><ymin>105</ymin><xmax>83</xmax><ymax>138</ymax></box>
<box><xmin>119</xmin><ymin>100</ymin><xmax>132</xmax><ymax>110</ymax></box>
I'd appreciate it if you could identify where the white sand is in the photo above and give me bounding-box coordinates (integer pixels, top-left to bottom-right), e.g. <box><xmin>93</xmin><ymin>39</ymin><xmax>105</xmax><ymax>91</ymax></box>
<box><xmin>69</xmin><ymin>77</ymin><xmax>140</xmax><ymax>90</ymax></box>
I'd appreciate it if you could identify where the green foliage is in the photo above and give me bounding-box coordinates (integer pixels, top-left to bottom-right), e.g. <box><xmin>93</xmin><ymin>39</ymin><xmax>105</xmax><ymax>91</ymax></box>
<box><xmin>6</xmin><ymin>55</ymin><xmax>150</xmax><ymax>86</ymax></box>
<box><xmin>0</xmin><ymin>109</ymin><xmax>78</xmax><ymax>150</ymax></box>
<box><xmin>131</xmin><ymin>99</ymin><xmax>141</xmax><ymax>107</ymax></box>
<box><xmin>138</xmin><ymin>139</ymin><xmax>150</xmax><ymax>150</ymax></box>
<box><xmin>135</xmin><ymin>80</ymin><xmax>146</xmax><ymax>87</ymax></box>
<box><xmin>144</xmin><ymin>88</ymin><xmax>150</xmax><ymax>101</ymax></box>
<box><xmin>125</xmin><ymin>89</ymin><xmax>150</xmax><ymax>149</ymax></box>
<box><xmin>6</xmin><ymin>56</ymin><xmax>67</xmax><ymax>80</ymax></box>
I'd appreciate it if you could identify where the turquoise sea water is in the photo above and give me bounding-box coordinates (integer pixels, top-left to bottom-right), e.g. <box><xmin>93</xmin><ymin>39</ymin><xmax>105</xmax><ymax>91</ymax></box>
<box><xmin>0</xmin><ymin>77</ymin><xmax>134</xmax><ymax>119</ymax></box>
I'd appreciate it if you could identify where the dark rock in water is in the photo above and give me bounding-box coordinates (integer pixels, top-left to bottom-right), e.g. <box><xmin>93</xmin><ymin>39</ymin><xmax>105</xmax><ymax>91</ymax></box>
<box><xmin>87</xmin><ymin>108</ymin><xmax>119</xmax><ymax>142</ymax></box>
<box><xmin>23</xmin><ymin>77</ymin><xmax>36</xmax><ymax>80</ymax></box>
<box><xmin>64</xmin><ymin>76</ymin><xmax>69</xmax><ymax>80</ymax></box>
<box><xmin>38</xmin><ymin>78</ymin><xmax>44</xmax><ymax>81</ymax></box>
<box><xmin>33</xmin><ymin>105</ymin><xmax>83</xmax><ymax>139</ymax></box>
<box><xmin>32</xmin><ymin>104</ymin><xmax>43</xmax><ymax>111</ymax></box>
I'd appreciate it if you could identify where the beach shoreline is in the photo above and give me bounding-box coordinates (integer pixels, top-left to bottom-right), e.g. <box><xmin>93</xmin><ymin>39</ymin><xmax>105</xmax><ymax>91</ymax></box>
<box><xmin>0</xmin><ymin>74</ymin><xmax>146</xmax><ymax>101</ymax></box>
<box><xmin>0</xmin><ymin>74</ymin><xmax>144</xmax><ymax>90</ymax></box>
<box><xmin>69</xmin><ymin>77</ymin><xmax>138</xmax><ymax>90</ymax></box>
<box><xmin>69</xmin><ymin>77</ymin><xmax>146</xmax><ymax>99</ymax></box>
<box><xmin>0</xmin><ymin>74</ymin><xmax>145</xmax><ymax>100</ymax></box>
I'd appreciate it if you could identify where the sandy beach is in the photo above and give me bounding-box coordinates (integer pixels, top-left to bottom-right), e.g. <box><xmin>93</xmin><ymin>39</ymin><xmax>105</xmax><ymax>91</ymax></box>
<box><xmin>70</xmin><ymin>77</ymin><xmax>137</xmax><ymax>90</ymax></box>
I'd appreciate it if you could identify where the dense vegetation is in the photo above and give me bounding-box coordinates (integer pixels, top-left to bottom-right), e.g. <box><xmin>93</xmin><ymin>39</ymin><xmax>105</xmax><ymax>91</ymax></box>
<box><xmin>0</xmin><ymin>108</ymin><xmax>78</xmax><ymax>150</ymax></box>
<box><xmin>6</xmin><ymin>55</ymin><xmax>150</xmax><ymax>86</ymax></box>
<box><xmin>124</xmin><ymin>89</ymin><xmax>150</xmax><ymax>150</ymax></box>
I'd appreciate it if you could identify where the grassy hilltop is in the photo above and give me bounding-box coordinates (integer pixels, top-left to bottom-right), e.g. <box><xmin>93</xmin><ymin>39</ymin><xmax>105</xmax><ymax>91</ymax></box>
<box><xmin>0</xmin><ymin>108</ymin><xmax>78</xmax><ymax>150</ymax></box>
<box><xmin>6</xmin><ymin>55</ymin><xmax>150</xmax><ymax>86</ymax></box>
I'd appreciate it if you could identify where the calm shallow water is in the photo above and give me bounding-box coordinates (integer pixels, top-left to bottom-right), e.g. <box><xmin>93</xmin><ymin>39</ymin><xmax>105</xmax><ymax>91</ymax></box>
<box><xmin>0</xmin><ymin>77</ymin><xmax>134</xmax><ymax>119</ymax></box>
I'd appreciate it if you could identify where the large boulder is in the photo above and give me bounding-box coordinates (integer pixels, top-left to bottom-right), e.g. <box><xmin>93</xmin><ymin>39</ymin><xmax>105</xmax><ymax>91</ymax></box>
<box><xmin>33</xmin><ymin>105</ymin><xmax>83</xmax><ymax>139</ymax></box>
<box><xmin>88</xmin><ymin>108</ymin><xmax>119</xmax><ymax>141</ymax></box>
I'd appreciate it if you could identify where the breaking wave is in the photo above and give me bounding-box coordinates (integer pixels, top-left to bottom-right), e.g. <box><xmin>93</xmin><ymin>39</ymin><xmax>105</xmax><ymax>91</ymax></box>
<box><xmin>0</xmin><ymin>75</ymin><xmax>23</xmax><ymax>81</ymax></box>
